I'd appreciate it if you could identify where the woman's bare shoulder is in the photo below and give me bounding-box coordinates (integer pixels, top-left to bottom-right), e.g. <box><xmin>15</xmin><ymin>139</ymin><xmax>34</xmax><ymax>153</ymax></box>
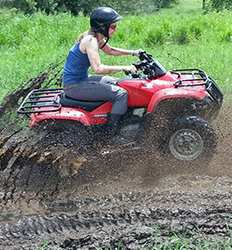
<box><xmin>82</xmin><ymin>34</ymin><xmax>97</xmax><ymax>45</ymax></box>
<box><xmin>81</xmin><ymin>34</ymin><xmax>98</xmax><ymax>53</ymax></box>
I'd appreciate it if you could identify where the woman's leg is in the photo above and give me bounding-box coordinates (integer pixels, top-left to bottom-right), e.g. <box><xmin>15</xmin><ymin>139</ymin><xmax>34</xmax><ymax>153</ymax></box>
<box><xmin>64</xmin><ymin>76</ymin><xmax>128</xmax><ymax>116</ymax></box>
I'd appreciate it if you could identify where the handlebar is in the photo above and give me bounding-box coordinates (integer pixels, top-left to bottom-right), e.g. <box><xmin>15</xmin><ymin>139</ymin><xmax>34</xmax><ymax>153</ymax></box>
<box><xmin>123</xmin><ymin>69</ymin><xmax>140</xmax><ymax>78</ymax></box>
<box><xmin>138</xmin><ymin>51</ymin><xmax>154</xmax><ymax>62</ymax></box>
<box><xmin>125</xmin><ymin>51</ymin><xmax>167</xmax><ymax>79</ymax></box>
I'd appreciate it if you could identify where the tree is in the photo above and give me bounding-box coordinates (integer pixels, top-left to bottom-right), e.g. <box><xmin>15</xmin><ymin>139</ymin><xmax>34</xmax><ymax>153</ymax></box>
<box><xmin>202</xmin><ymin>0</ymin><xmax>206</xmax><ymax>9</ymax></box>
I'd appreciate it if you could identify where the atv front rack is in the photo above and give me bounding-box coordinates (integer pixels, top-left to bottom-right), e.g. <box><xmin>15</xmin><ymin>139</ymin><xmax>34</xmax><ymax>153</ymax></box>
<box><xmin>17</xmin><ymin>88</ymin><xmax>63</xmax><ymax>115</ymax></box>
<box><xmin>171</xmin><ymin>69</ymin><xmax>223</xmax><ymax>105</ymax></box>
<box><xmin>171</xmin><ymin>69</ymin><xmax>208</xmax><ymax>87</ymax></box>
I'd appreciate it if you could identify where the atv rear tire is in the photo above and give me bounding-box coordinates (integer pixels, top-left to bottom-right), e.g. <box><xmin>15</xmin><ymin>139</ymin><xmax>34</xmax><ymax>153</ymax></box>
<box><xmin>161</xmin><ymin>116</ymin><xmax>217</xmax><ymax>164</ymax></box>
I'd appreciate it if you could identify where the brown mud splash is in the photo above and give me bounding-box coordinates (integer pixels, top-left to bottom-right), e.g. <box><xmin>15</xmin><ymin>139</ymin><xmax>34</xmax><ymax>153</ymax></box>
<box><xmin>0</xmin><ymin>96</ymin><xmax>231</xmax><ymax>204</ymax></box>
<box><xmin>0</xmin><ymin>86</ymin><xmax>231</xmax><ymax>249</ymax></box>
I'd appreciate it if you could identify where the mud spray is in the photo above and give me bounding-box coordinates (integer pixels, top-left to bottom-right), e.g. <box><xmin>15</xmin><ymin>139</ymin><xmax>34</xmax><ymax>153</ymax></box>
<box><xmin>0</xmin><ymin>67</ymin><xmax>231</xmax><ymax>249</ymax></box>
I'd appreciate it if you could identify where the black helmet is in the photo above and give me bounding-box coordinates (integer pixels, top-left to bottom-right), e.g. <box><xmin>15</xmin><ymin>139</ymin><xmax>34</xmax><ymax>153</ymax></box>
<box><xmin>90</xmin><ymin>7</ymin><xmax>122</xmax><ymax>38</ymax></box>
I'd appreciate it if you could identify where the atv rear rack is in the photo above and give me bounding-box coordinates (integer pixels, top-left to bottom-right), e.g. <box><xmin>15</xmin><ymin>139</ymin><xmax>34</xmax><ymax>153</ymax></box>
<box><xmin>17</xmin><ymin>88</ymin><xmax>63</xmax><ymax>115</ymax></box>
<box><xmin>171</xmin><ymin>69</ymin><xmax>223</xmax><ymax>105</ymax></box>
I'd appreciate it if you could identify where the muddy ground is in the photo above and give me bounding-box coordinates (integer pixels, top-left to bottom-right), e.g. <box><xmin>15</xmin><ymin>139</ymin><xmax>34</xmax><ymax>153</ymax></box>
<box><xmin>0</xmin><ymin>96</ymin><xmax>231</xmax><ymax>249</ymax></box>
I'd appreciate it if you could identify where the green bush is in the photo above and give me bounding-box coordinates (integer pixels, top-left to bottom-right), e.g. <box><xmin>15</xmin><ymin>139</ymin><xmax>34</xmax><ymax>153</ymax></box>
<box><xmin>145</xmin><ymin>29</ymin><xmax>166</xmax><ymax>46</ymax></box>
<box><xmin>189</xmin><ymin>23</ymin><xmax>202</xmax><ymax>39</ymax></box>
<box><xmin>172</xmin><ymin>26</ymin><xmax>190</xmax><ymax>44</ymax></box>
<box><xmin>217</xmin><ymin>26</ymin><xmax>232</xmax><ymax>42</ymax></box>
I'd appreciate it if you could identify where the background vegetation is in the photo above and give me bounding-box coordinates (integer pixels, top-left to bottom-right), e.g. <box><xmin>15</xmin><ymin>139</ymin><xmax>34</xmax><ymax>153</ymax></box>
<box><xmin>0</xmin><ymin>0</ymin><xmax>177</xmax><ymax>15</ymax></box>
<box><xmin>1</xmin><ymin>0</ymin><xmax>232</xmax><ymax>14</ymax></box>
<box><xmin>206</xmin><ymin>0</ymin><xmax>232</xmax><ymax>11</ymax></box>
<box><xmin>0</xmin><ymin>0</ymin><xmax>232</xmax><ymax>102</ymax></box>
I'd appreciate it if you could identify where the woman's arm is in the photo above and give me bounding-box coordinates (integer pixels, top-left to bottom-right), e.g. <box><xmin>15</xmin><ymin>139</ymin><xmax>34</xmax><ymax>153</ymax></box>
<box><xmin>101</xmin><ymin>43</ymin><xmax>139</xmax><ymax>56</ymax></box>
<box><xmin>85</xmin><ymin>37</ymin><xmax>136</xmax><ymax>74</ymax></box>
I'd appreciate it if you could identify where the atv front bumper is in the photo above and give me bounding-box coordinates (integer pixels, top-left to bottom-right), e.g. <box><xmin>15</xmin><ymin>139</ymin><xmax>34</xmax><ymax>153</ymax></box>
<box><xmin>194</xmin><ymin>77</ymin><xmax>223</xmax><ymax>121</ymax></box>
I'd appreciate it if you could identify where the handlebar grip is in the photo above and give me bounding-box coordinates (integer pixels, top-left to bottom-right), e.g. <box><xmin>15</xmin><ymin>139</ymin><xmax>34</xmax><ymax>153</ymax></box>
<box><xmin>123</xmin><ymin>70</ymin><xmax>131</xmax><ymax>75</ymax></box>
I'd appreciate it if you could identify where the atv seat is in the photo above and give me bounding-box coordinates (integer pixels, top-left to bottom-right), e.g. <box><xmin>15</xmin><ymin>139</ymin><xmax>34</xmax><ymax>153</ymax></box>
<box><xmin>60</xmin><ymin>94</ymin><xmax>106</xmax><ymax>111</ymax></box>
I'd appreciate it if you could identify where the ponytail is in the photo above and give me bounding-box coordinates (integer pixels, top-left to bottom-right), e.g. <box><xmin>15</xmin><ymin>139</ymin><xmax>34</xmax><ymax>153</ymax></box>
<box><xmin>77</xmin><ymin>30</ymin><xmax>96</xmax><ymax>42</ymax></box>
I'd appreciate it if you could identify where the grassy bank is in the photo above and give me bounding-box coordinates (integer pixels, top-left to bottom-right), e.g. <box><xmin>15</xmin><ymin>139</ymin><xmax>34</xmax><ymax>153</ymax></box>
<box><xmin>0</xmin><ymin>2</ymin><xmax>232</xmax><ymax>101</ymax></box>
<box><xmin>37</xmin><ymin>231</ymin><xmax>232</xmax><ymax>250</ymax></box>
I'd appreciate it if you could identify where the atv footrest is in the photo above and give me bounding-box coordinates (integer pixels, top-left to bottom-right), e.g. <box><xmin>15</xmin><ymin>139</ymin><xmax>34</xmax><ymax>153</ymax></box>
<box><xmin>17</xmin><ymin>88</ymin><xmax>63</xmax><ymax>114</ymax></box>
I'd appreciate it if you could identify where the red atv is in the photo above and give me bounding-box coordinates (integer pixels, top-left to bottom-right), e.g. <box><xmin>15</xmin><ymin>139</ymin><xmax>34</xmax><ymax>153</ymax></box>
<box><xmin>18</xmin><ymin>51</ymin><xmax>223</xmax><ymax>162</ymax></box>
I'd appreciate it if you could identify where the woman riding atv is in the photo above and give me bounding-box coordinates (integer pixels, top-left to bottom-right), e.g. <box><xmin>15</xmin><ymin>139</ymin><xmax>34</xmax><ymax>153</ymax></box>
<box><xmin>63</xmin><ymin>7</ymin><xmax>141</xmax><ymax>132</ymax></box>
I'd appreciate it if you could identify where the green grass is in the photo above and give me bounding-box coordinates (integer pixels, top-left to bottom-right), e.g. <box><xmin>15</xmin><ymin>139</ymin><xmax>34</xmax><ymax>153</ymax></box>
<box><xmin>36</xmin><ymin>231</ymin><xmax>232</xmax><ymax>249</ymax></box>
<box><xmin>159</xmin><ymin>0</ymin><xmax>203</xmax><ymax>15</ymax></box>
<box><xmin>100</xmin><ymin>229</ymin><xmax>232</xmax><ymax>249</ymax></box>
<box><xmin>147</xmin><ymin>234</ymin><xmax>232</xmax><ymax>250</ymax></box>
<box><xmin>37</xmin><ymin>241</ymin><xmax>49</xmax><ymax>250</ymax></box>
<box><xmin>0</xmin><ymin>9</ymin><xmax>88</xmax><ymax>100</ymax></box>
<box><xmin>0</xmin><ymin>1</ymin><xmax>232</xmax><ymax>102</ymax></box>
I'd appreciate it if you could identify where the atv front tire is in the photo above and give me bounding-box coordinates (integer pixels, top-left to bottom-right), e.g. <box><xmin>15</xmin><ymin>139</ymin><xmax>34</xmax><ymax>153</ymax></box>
<box><xmin>163</xmin><ymin>116</ymin><xmax>217</xmax><ymax>163</ymax></box>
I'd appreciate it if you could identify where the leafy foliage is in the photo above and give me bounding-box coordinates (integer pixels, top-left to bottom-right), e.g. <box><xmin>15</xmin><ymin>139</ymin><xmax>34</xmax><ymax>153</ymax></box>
<box><xmin>0</xmin><ymin>0</ymin><xmax>177</xmax><ymax>15</ymax></box>
<box><xmin>0</xmin><ymin>6</ymin><xmax>232</xmax><ymax>101</ymax></box>
<box><xmin>206</xmin><ymin>0</ymin><xmax>232</xmax><ymax>11</ymax></box>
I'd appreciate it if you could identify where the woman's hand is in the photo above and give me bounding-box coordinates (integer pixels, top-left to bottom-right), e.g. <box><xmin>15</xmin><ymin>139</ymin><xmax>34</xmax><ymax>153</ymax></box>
<box><xmin>131</xmin><ymin>49</ymin><xmax>144</xmax><ymax>57</ymax></box>
<box><xmin>123</xmin><ymin>65</ymin><xmax>137</xmax><ymax>73</ymax></box>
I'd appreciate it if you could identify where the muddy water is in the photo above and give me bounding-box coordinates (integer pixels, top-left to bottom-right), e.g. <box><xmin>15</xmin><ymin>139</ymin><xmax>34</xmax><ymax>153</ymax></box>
<box><xmin>0</xmin><ymin>97</ymin><xmax>231</xmax><ymax>249</ymax></box>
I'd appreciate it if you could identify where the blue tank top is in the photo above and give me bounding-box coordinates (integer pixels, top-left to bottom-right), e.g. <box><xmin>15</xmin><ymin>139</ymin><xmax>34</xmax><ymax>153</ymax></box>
<box><xmin>63</xmin><ymin>43</ymin><xmax>90</xmax><ymax>85</ymax></box>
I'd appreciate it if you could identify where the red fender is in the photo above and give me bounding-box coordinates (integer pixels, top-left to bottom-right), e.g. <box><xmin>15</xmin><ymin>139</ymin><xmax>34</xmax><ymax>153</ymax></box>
<box><xmin>29</xmin><ymin>108</ymin><xmax>92</xmax><ymax>127</ymax></box>
<box><xmin>147</xmin><ymin>88</ymin><xmax>207</xmax><ymax>113</ymax></box>
<box><xmin>29</xmin><ymin>102</ymin><xmax>112</xmax><ymax>128</ymax></box>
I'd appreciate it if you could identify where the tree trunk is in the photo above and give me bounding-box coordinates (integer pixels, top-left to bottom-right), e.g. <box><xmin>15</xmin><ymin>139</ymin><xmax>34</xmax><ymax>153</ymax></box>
<box><xmin>202</xmin><ymin>0</ymin><xmax>206</xmax><ymax>9</ymax></box>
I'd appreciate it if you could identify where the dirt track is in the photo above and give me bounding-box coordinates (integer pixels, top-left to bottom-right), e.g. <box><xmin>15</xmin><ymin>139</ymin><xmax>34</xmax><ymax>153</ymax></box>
<box><xmin>0</xmin><ymin>98</ymin><xmax>231</xmax><ymax>249</ymax></box>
